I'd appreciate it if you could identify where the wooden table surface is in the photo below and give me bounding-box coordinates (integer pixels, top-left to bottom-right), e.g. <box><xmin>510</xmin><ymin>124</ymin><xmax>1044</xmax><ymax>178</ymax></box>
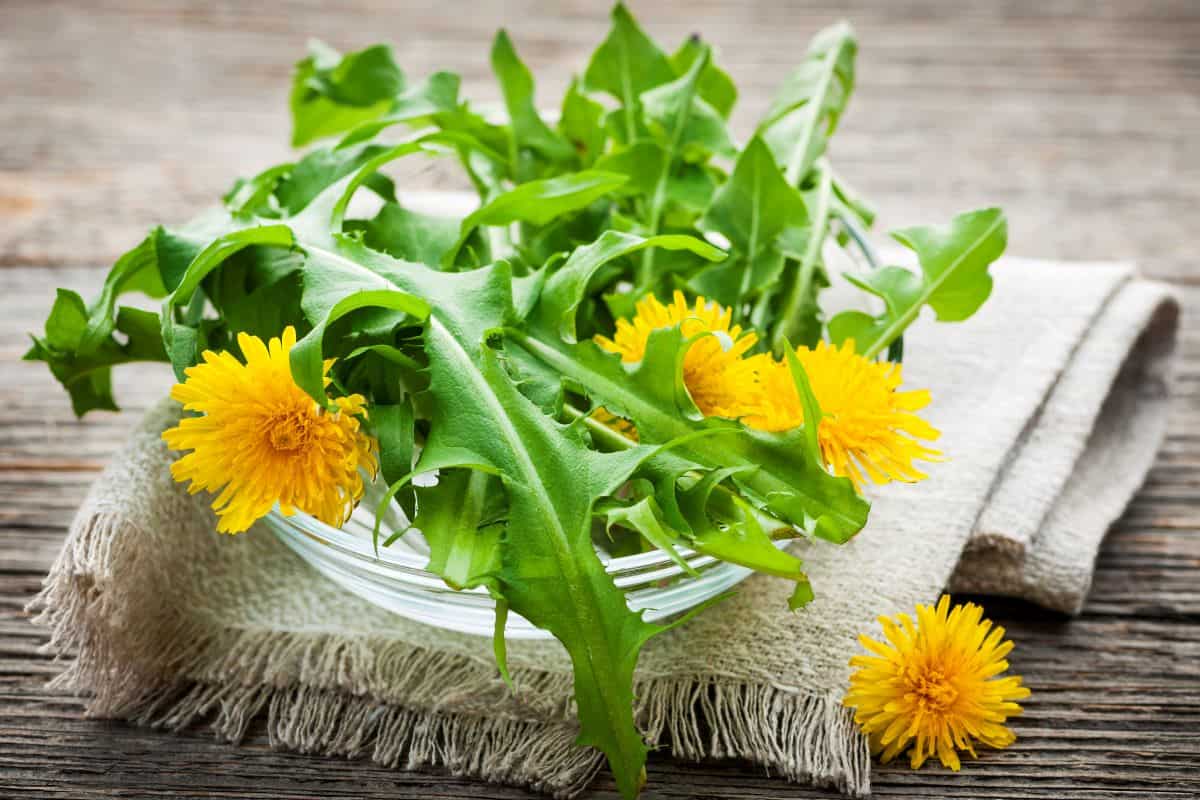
<box><xmin>2</xmin><ymin>1</ymin><xmax>1198</xmax><ymax>798</ymax></box>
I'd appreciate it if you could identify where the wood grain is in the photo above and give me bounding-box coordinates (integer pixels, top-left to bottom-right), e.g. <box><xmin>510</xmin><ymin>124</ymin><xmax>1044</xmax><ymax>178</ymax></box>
<box><xmin>2</xmin><ymin>1</ymin><xmax>1199</xmax><ymax>798</ymax></box>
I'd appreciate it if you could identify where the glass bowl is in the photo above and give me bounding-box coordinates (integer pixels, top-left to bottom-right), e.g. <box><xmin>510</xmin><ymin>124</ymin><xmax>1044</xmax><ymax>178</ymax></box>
<box><xmin>264</xmin><ymin>480</ymin><xmax>781</xmax><ymax>640</ymax></box>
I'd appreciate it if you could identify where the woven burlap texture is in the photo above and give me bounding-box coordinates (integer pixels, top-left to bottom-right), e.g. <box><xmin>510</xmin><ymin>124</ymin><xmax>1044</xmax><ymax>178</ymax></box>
<box><xmin>31</xmin><ymin>258</ymin><xmax>1179</xmax><ymax>798</ymax></box>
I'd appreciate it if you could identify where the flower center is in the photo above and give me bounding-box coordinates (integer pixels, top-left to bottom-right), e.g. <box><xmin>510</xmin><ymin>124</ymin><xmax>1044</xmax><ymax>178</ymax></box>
<box><xmin>907</xmin><ymin>665</ymin><xmax>958</xmax><ymax>713</ymax></box>
<box><xmin>268</xmin><ymin>409</ymin><xmax>315</xmax><ymax>452</ymax></box>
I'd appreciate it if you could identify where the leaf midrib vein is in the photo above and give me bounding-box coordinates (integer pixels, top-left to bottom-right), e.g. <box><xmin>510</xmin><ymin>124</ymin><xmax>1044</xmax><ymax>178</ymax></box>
<box><xmin>307</xmin><ymin>241</ymin><xmax>636</xmax><ymax>767</ymax></box>
<box><xmin>862</xmin><ymin>213</ymin><xmax>1003</xmax><ymax>359</ymax></box>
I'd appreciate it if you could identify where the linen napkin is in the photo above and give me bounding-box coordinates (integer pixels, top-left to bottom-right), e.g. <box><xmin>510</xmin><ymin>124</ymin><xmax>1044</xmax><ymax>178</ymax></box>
<box><xmin>30</xmin><ymin>257</ymin><xmax>1178</xmax><ymax>798</ymax></box>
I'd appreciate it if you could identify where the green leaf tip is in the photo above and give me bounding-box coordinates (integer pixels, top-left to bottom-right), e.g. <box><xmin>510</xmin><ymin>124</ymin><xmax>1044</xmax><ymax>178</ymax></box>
<box><xmin>831</xmin><ymin>206</ymin><xmax>1008</xmax><ymax>359</ymax></box>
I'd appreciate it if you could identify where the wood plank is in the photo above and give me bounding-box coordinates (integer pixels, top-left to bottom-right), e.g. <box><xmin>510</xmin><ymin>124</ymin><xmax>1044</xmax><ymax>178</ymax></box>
<box><xmin>2</xmin><ymin>1</ymin><xmax>1199</xmax><ymax>278</ymax></box>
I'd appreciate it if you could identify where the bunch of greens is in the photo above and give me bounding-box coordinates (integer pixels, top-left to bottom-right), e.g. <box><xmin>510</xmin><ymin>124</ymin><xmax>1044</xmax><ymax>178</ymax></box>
<box><xmin>28</xmin><ymin>5</ymin><xmax>1006</xmax><ymax>796</ymax></box>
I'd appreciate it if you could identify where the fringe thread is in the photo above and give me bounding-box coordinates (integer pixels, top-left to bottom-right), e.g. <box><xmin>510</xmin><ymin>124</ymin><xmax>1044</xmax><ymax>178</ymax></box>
<box><xmin>29</xmin><ymin>510</ymin><xmax>870</xmax><ymax>797</ymax></box>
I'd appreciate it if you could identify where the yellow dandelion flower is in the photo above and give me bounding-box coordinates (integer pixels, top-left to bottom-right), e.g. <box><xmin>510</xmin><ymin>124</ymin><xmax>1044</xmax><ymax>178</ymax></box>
<box><xmin>595</xmin><ymin>291</ymin><xmax>757</xmax><ymax>418</ymax></box>
<box><xmin>845</xmin><ymin>596</ymin><xmax>1031</xmax><ymax>771</ymax></box>
<box><xmin>162</xmin><ymin>326</ymin><xmax>378</xmax><ymax>534</ymax></box>
<box><xmin>742</xmin><ymin>339</ymin><xmax>941</xmax><ymax>490</ymax></box>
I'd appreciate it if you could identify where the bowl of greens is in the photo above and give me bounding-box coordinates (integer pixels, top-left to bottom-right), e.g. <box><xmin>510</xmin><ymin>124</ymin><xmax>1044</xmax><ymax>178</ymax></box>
<box><xmin>29</xmin><ymin>4</ymin><xmax>1007</xmax><ymax>796</ymax></box>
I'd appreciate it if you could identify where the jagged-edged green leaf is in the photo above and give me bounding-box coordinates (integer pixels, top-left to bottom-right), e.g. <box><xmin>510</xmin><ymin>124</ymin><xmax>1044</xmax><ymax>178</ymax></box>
<box><xmin>539</xmin><ymin>230</ymin><xmax>725</xmax><ymax>343</ymax></box>
<box><xmin>491</xmin><ymin>30</ymin><xmax>574</xmax><ymax>164</ymax></box>
<box><xmin>426</xmin><ymin>344</ymin><xmax>655</xmax><ymax>799</ymax></box>
<box><xmin>891</xmin><ymin>208</ymin><xmax>1008</xmax><ymax>321</ymax></box>
<box><xmin>583</xmin><ymin>3</ymin><xmax>676</xmax><ymax>126</ymax></box>
<box><xmin>358</xmin><ymin>202</ymin><xmax>462</xmax><ymax>267</ymax></box>
<box><xmin>641</xmin><ymin>52</ymin><xmax>733</xmax><ymax>161</ymax></box>
<box><xmin>271</xmin><ymin>169</ymin><xmax>675</xmax><ymax>797</ymax></box>
<box><xmin>758</xmin><ymin>22</ymin><xmax>856</xmax><ymax>186</ymax></box>
<box><xmin>703</xmin><ymin>136</ymin><xmax>807</xmax><ymax>259</ymax></box>
<box><xmin>559</xmin><ymin>77</ymin><xmax>606</xmax><ymax>165</ymax></box>
<box><xmin>290</xmin><ymin>259</ymin><xmax>431</xmax><ymax>402</ymax></box>
<box><xmin>224</xmin><ymin>164</ymin><xmax>294</xmax><ymax>219</ymax></box>
<box><xmin>335</xmin><ymin>71</ymin><xmax>463</xmax><ymax>148</ymax></box>
<box><xmin>595</xmin><ymin>143</ymin><xmax>718</xmax><ymax>223</ymax></box>
<box><xmin>632</xmin><ymin>47</ymin><xmax>729</xmax><ymax>290</ymax></box>
<box><xmin>443</xmin><ymin>171</ymin><xmax>628</xmax><ymax>265</ymax></box>
<box><xmin>416</xmin><ymin>468</ymin><xmax>506</xmax><ymax>591</ymax></box>
<box><xmin>599</xmin><ymin>494</ymin><xmax>697</xmax><ymax>577</ymax></box>
<box><xmin>829</xmin><ymin>207</ymin><xmax>1007</xmax><ymax>358</ymax></box>
<box><xmin>290</xmin><ymin>201</ymin><xmax>665</xmax><ymax>797</ymax></box>
<box><xmin>670</xmin><ymin>36</ymin><xmax>737</xmax><ymax>119</ymax></box>
<box><xmin>697</xmin><ymin>135</ymin><xmax>808</xmax><ymax>309</ymax></box>
<box><xmin>71</xmin><ymin>229</ymin><xmax>168</xmax><ymax>352</ymax></box>
<box><xmin>372</xmin><ymin>399</ymin><xmax>416</xmax><ymax>493</ymax></box>
<box><xmin>160</xmin><ymin>225</ymin><xmax>297</xmax><ymax>377</ymax></box>
<box><xmin>368</xmin><ymin>259</ymin><xmax>661</xmax><ymax>800</ymax></box>
<box><xmin>291</xmin><ymin>41</ymin><xmax>404</xmax><ymax>146</ymax></box>
<box><xmin>274</xmin><ymin>144</ymin><xmax>399</xmax><ymax>216</ymax></box>
<box><xmin>678</xmin><ymin>467</ymin><xmax>812</xmax><ymax>603</ymax></box>
<box><xmin>26</xmin><ymin>298</ymin><xmax>168</xmax><ymax>416</ymax></box>
<box><xmin>38</xmin><ymin>224</ymin><xmax>205</xmax><ymax>393</ymax></box>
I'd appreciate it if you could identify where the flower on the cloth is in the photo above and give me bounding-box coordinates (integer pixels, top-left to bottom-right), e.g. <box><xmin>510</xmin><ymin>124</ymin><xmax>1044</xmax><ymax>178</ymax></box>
<box><xmin>162</xmin><ymin>326</ymin><xmax>378</xmax><ymax>534</ymax></box>
<box><xmin>742</xmin><ymin>339</ymin><xmax>941</xmax><ymax>490</ymax></box>
<box><xmin>595</xmin><ymin>291</ymin><xmax>758</xmax><ymax>419</ymax></box>
<box><xmin>844</xmin><ymin>595</ymin><xmax>1030</xmax><ymax>770</ymax></box>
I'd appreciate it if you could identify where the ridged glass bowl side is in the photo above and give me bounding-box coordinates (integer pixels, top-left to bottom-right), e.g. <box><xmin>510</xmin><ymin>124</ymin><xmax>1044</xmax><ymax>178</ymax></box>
<box><xmin>265</xmin><ymin>481</ymin><xmax>773</xmax><ymax>640</ymax></box>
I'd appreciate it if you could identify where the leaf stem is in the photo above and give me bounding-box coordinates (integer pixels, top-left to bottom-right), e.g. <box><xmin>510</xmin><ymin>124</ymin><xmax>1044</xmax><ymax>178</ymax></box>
<box><xmin>735</xmin><ymin>166</ymin><xmax>763</xmax><ymax>322</ymax></box>
<box><xmin>618</xmin><ymin>36</ymin><xmax>638</xmax><ymax>146</ymax></box>
<box><xmin>637</xmin><ymin>162</ymin><xmax>672</xmax><ymax>289</ymax></box>
<box><xmin>637</xmin><ymin>50</ymin><xmax>707</xmax><ymax>291</ymax></box>
<box><xmin>563</xmin><ymin>403</ymin><xmax>636</xmax><ymax>450</ymax></box>
<box><xmin>833</xmin><ymin>208</ymin><xmax>903</xmax><ymax>362</ymax></box>
<box><xmin>783</xmin><ymin>45</ymin><xmax>839</xmax><ymax>187</ymax></box>
<box><xmin>858</xmin><ymin>212</ymin><xmax>1005</xmax><ymax>360</ymax></box>
<box><xmin>488</xmin><ymin>223</ymin><xmax>518</xmax><ymax>263</ymax></box>
<box><xmin>771</xmin><ymin>166</ymin><xmax>832</xmax><ymax>355</ymax></box>
<box><xmin>859</xmin><ymin>304</ymin><xmax>916</xmax><ymax>360</ymax></box>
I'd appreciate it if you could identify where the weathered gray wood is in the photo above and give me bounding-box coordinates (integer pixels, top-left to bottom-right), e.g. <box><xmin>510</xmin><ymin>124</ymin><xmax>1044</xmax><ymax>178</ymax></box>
<box><xmin>2</xmin><ymin>1</ymin><xmax>1199</xmax><ymax>798</ymax></box>
<box><xmin>3</xmin><ymin>0</ymin><xmax>1199</xmax><ymax>278</ymax></box>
